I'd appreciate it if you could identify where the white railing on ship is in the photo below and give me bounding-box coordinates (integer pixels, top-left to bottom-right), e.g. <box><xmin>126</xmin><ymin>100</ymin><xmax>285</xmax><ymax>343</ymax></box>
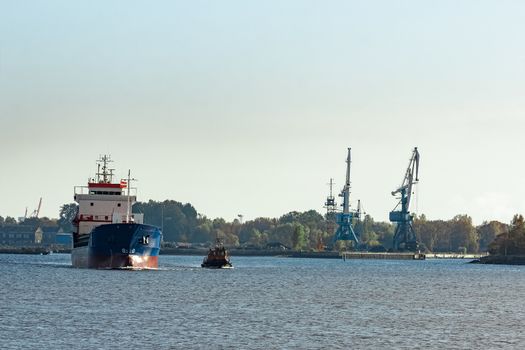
<box><xmin>112</xmin><ymin>213</ymin><xmax>144</xmax><ymax>224</ymax></box>
<box><xmin>74</xmin><ymin>186</ymin><xmax>137</xmax><ymax>196</ymax></box>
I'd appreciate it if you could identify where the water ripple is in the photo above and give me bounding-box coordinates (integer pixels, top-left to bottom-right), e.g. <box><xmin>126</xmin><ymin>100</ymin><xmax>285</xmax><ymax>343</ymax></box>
<box><xmin>0</xmin><ymin>254</ymin><xmax>524</xmax><ymax>349</ymax></box>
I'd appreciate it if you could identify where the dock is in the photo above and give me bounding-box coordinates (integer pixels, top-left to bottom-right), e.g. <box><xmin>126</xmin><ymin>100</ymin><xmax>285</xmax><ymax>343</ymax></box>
<box><xmin>425</xmin><ymin>253</ymin><xmax>486</xmax><ymax>259</ymax></box>
<box><xmin>341</xmin><ymin>252</ymin><xmax>426</xmax><ymax>260</ymax></box>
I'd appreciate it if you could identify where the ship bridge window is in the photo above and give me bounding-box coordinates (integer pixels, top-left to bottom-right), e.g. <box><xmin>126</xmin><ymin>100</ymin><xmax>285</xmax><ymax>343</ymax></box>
<box><xmin>89</xmin><ymin>190</ymin><xmax>122</xmax><ymax>195</ymax></box>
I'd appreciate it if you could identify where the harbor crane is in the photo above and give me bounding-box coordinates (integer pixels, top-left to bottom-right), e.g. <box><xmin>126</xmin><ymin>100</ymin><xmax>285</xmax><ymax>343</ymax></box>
<box><xmin>333</xmin><ymin>148</ymin><xmax>359</xmax><ymax>244</ymax></box>
<box><xmin>389</xmin><ymin>147</ymin><xmax>420</xmax><ymax>251</ymax></box>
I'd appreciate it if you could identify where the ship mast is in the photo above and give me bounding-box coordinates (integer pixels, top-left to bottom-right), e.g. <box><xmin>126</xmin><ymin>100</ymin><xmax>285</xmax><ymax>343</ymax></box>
<box><xmin>127</xmin><ymin>170</ymin><xmax>131</xmax><ymax>223</ymax></box>
<box><xmin>125</xmin><ymin>169</ymin><xmax>136</xmax><ymax>223</ymax></box>
<box><xmin>96</xmin><ymin>155</ymin><xmax>114</xmax><ymax>184</ymax></box>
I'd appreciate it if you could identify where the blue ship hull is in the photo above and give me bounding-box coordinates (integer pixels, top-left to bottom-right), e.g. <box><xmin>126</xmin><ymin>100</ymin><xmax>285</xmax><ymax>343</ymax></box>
<box><xmin>87</xmin><ymin>223</ymin><xmax>162</xmax><ymax>269</ymax></box>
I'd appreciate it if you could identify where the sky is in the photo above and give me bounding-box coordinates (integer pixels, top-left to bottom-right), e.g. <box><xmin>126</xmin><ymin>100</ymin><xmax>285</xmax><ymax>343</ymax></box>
<box><xmin>1</xmin><ymin>0</ymin><xmax>524</xmax><ymax>224</ymax></box>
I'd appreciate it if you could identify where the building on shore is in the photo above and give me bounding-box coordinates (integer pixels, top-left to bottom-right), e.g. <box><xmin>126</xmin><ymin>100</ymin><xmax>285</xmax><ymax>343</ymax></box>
<box><xmin>0</xmin><ymin>224</ymin><xmax>70</xmax><ymax>248</ymax></box>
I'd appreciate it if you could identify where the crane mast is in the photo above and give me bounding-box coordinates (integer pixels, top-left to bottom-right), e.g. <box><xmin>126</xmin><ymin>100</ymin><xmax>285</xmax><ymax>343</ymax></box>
<box><xmin>333</xmin><ymin>148</ymin><xmax>359</xmax><ymax>244</ymax></box>
<box><xmin>389</xmin><ymin>147</ymin><xmax>420</xmax><ymax>251</ymax></box>
<box><xmin>323</xmin><ymin>178</ymin><xmax>337</xmax><ymax>246</ymax></box>
<box><xmin>342</xmin><ymin>148</ymin><xmax>351</xmax><ymax>214</ymax></box>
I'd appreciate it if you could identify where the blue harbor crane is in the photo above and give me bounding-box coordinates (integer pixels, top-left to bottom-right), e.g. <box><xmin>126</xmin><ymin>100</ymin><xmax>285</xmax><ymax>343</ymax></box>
<box><xmin>389</xmin><ymin>147</ymin><xmax>420</xmax><ymax>251</ymax></box>
<box><xmin>333</xmin><ymin>148</ymin><xmax>360</xmax><ymax>244</ymax></box>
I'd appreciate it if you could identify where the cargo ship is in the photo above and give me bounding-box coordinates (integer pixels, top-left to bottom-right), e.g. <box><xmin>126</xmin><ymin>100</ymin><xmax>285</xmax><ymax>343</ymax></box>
<box><xmin>71</xmin><ymin>156</ymin><xmax>162</xmax><ymax>269</ymax></box>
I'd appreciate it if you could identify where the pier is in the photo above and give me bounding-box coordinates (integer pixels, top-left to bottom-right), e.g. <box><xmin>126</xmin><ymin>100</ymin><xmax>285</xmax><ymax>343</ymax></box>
<box><xmin>340</xmin><ymin>252</ymin><xmax>487</xmax><ymax>261</ymax></box>
<box><xmin>341</xmin><ymin>251</ymin><xmax>426</xmax><ymax>260</ymax></box>
<box><xmin>425</xmin><ymin>253</ymin><xmax>486</xmax><ymax>259</ymax></box>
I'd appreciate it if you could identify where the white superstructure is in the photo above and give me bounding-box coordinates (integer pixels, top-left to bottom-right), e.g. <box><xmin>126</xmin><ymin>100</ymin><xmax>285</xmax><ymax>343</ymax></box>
<box><xmin>71</xmin><ymin>155</ymin><xmax>143</xmax><ymax>267</ymax></box>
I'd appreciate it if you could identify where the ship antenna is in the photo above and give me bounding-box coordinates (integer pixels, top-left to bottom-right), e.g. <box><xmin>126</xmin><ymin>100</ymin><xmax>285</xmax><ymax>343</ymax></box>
<box><xmin>96</xmin><ymin>155</ymin><xmax>114</xmax><ymax>184</ymax></box>
<box><xmin>125</xmin><ymin>169</ymin><xmax>137</xmax><ymax>223</ymax></box>
<box><xmin>101</xmin><ymin>156</ymin><xmax>108</xmax><ymax>183</ymax></box>
<box><xmin>127</xmin><ymin>169</ymin><xmax>131</xmax><ymax>222</ymax></box>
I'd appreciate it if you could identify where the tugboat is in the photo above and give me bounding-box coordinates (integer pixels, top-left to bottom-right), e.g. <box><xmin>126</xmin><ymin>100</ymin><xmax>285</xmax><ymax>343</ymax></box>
<box><xmin>71</xmin><ymin>155</ymin><xmax>162</xmax><ymax>269</ymax></box>
<box><xmin>201</xmin><ymin>238</ymin><xmax>233</xmax><ymax>269</ymax></box>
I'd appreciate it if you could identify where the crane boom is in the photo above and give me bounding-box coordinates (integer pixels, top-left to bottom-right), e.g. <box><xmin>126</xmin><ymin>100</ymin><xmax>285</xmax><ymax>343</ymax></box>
<box><xmin>30</xmin><ymin>197</ymin><xmax>42</xmax><ymax>218</ymax></box>
<box><xmin>35</xmin><ymin>197</ymin><xmax>42</xmax><ymax>218</ymax></box>
<box><xmin>392</xmin><ymin>147</ymin><xmax>419</xmax><ymax>193</ymax></box>
<box><xmin>392</xmin><ymin>147</ymin><xmax>419</xmax><ymax>211</ymax></box>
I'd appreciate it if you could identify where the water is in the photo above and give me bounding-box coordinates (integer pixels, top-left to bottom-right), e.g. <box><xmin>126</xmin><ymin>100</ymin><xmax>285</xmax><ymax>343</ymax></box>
<box><xmin>0</xmin><ymin>254</ymin><xmax>524</xmax><ymax>349</ymax></box>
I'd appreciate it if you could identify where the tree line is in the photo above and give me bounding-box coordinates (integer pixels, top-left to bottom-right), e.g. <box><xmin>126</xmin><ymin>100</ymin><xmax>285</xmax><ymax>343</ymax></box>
<box><xmin>120</xmin><ymin>201</ymin><xmax>519</xmax><ymax>253</ymax></box>
<box><xmin>0</xmin><ymin>215</ymin><xmax>58</xmax><ymax>228</ymax></box>
<box><xmin>488</xmin><ymin>214</ymin><xmax>525</xmax><ymax>255</ymax></box>
<box><xmin>1</xmin><ymin>200</ymin><xmax>522</xmax><ymax>254</ymax></box>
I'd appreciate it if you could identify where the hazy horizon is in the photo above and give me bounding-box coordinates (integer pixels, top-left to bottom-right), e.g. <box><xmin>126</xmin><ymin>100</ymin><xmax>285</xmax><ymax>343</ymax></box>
<box><xmin>1</xmin><ymin>1</ymin><xmax>524</xmax><ymax>225</ymax></box>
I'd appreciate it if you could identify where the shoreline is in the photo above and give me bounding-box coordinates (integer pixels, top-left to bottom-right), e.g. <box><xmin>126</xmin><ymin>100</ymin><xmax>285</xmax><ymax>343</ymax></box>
<box><xmin>0</xmin><ymin>247</ymin><xmax>64</xmax><ymax>255</ymax></box>
<box><xmin>160</xmin><ymin>248</ymin><xmax>342</xmax><ymax>258</ymax></box>
<box><xmin>479</xmin><ymin>255</ymin><xmax>525</xmax><ymax>265</ymax></box>
<box><xmin>0</xmin><ymin>247</ymin><xmax>485</xmax><ymax>261</ymax></box>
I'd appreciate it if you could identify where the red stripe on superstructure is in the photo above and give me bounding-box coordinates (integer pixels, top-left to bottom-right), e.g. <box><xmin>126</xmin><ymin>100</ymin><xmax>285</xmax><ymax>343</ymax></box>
<box><xmin>87</xmin><ymin>183</ymin><xmax>122</xmax><ymax>188</ymax></box>
<box><xmin>77</xmin><ymin>219</ymin><xmax>113</xmax><ymax>223</ymax></box>
<box><xmin>77</xmin><ymin>214</ymin><xmax>113</xmax><ymax>221</ymax></box>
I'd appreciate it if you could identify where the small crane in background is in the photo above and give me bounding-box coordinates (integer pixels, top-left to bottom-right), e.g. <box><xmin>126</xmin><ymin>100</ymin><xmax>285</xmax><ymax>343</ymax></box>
<box><xmin>30</xmin><ymin>197</ymin><xmax>42</xmax><ymax>218</ymax></box>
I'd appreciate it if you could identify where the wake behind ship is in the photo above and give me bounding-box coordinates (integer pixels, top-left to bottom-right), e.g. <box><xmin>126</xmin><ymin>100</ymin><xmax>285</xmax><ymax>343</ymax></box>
<box><xmin>71</xmin><ymin>155</ymin><xmax>161</xmax><ymax>269</ymax></box>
